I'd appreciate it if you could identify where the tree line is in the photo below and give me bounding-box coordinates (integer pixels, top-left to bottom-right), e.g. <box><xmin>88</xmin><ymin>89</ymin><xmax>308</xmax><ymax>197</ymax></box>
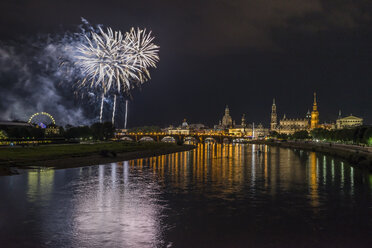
<box><xmin>311</xmin><ymin>126</ymin><xmax>372</xmax><ymax>145</ymax></box>
<box><xmin>270</xmin><ymin>126</ymin><xmax>372</xmax><ymax>146</ymax></box>
<box><xmin>0</xmin><ymin>122</ymin><xmax>115</xmax><ymax>141</ymax></box>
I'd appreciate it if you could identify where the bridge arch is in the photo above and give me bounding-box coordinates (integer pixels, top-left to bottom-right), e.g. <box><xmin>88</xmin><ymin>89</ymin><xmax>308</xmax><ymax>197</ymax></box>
<box><xmin>161</xmin><ymin>136</ymin><xmax>176</xmax><ymax>143</ymax></box>
<box><xmin>139</xmin><ymin>136</ymin><xmax>155</xmax><ymax>142</ymax></box>
<box><xmin>120</xmin><ymin>137</ymin><xmax>134</xmax><ymax>142</ymax></box>
<box><xmin>205</xmin><ymin>137</ymin><xmax>217</xmax><ymax>143</ymax></box>
<box><xmin>184</xmin><ymin>136</ymin><xmax>198</xmax><ymax>144</ymax></box>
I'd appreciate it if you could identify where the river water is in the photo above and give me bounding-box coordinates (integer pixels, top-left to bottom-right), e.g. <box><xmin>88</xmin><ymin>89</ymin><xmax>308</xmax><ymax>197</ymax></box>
<box><xmin>0</xmin><ymin>144</ymin><xmax>371</xmax><ymax>248</ymax></box>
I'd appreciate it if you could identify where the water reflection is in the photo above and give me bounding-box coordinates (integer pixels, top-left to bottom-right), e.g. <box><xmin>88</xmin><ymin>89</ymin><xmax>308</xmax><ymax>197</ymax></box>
<box><xmin>0</xmin><ymin>144</ymin><xmax>371</xmax><ymax>247</ymax></box>
<box><xmin>70</xmin><ymin>163</ymin><xmax>163</xmax><ymax>247</ymax></box>
<box><xmin>27</xmin><ymin>169</ymin><xmax>55</xmax><ymax>203</ymax></box>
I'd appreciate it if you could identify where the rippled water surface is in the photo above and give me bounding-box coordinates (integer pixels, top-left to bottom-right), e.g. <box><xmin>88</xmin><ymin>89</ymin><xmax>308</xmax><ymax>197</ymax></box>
<box><xmin>0</xmin><ymin>144</ymin><xmax>371</xmax><ymax>247</ymax></box>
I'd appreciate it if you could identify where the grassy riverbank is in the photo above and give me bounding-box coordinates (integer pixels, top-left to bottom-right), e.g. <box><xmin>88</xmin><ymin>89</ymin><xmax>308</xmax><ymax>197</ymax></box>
<box><xmin>0</xmin><ymin>142</ymin><xmax>196</xmax><ymax>176</ymax></box>
<box><xmin>252</xmin><ymin>140</ymin><xmax>372</xmax><ymax>172</ymax></box>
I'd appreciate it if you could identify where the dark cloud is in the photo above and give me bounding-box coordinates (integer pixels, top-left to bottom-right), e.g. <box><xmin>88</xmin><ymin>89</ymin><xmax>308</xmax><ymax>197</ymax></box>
<box><xmin>0</xmin><ymin>0</ymin><xmax>368</xmax><ymax>51</ymax></box>
<box><xmin>0</xmin><ymin>0</ymin><xmax>371</xmax><ymax>127</ymax></box>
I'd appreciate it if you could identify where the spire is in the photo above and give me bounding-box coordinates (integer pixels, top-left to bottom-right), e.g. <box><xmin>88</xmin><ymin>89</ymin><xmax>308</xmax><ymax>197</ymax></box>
<box><xmin>270</xmin><ymin>99</ymin><xmax>277</xmax><ymax>131</ymax></box>
<box><xmin>225</xmin><ymin>105</ymin><xmax>229</xmax><ymax>115</ymax></box>
<box><xmin>241</xmin><ymin>114</ymin><xmax>246</xmax><ymax>126</ymax></box>
<box><xmin>338</xmin><ymin>110</ymin><xmax>342</xmax><ymax>118</ymax></box>
<box><xmin>310</xmin><ymin>92</ymin><xmax>319</xmax><ymax>129</ymax></box>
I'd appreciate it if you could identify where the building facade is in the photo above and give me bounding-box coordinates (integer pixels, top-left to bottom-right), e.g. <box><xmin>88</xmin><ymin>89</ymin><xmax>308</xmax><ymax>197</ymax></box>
<box><xmin>336</xmin><ymin>115</ymin><xmax>363</xmax><ymax>129</ymax></box>
<box><xmin>276</xmin><ymin>117</ymin><xmax>309</xmax><ymax>135</ymax></box>
<box><xmin>167</xmin><ymin>119</ymin><xmax>191</xmax><ymax>135</ymax></box>
<box><xmin>270</xmin><ymin>93</ymin><xmax>319</xmax><ymax>135</ymax></box>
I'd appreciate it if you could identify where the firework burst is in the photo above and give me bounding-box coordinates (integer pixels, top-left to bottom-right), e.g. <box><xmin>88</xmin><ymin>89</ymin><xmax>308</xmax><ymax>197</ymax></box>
<box><xmin>126</xmin><ymin>27</ymin><xmax>160</xmax><ymax>84</ymax></box>
<box><xmin>73</xmin><ymin>25</ymin><xmax>160</xmax><ymax>123</ymax></box>
<box><xmin>75</xmin><ymin>27</ymin><xmax>139</xmax><ymax>94</ymax></box>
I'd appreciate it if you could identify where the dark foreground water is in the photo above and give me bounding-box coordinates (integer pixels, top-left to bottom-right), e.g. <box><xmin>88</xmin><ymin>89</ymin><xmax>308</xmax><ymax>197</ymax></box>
<box><xmin>0</xmin><ymin>144</ymin><xmax>371</xmax><ymax>248</ymax></box>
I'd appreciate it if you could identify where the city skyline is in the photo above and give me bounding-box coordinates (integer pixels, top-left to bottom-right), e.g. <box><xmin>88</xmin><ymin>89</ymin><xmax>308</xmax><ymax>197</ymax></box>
<box><xmin>0</xmin><ymin>1</ymin><xmax>371</xmax><ymax>127</ymax></box>
<box><xmin>0</xmin><ymin>2</ymin><xmax>371</xmax><ymax>247</ymax></box>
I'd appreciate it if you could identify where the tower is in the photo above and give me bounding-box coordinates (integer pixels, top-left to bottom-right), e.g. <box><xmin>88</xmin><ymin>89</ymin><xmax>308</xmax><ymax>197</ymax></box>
<box><xmin>221</xmin><ymin>105</ymin><xmax>233</xmax><ymax>128</ymax></box>
<box><xmin>270</xmin><ymin>98</ymin><xmax>277</xmax><ymax>130</ymax></box>
<box><xmin>241</xmin><ymin>114</ymin><xmax>246</xmax><ymax>127</ymax></box>
<box><xmin>225</xmin><ymin>105</ymin><xmax>230</xmax><ymax>116</ymax></box>
<box><xmin>310</xmin><ymin>92</ymin><xmax>319</xmax><ymax>129</ymax></box>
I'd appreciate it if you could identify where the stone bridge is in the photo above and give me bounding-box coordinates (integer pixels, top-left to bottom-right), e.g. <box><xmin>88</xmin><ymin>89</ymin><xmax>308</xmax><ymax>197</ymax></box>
<box><xmin>116</xmin><ymin>132</ymin><xmax>251</xmax><ymax>144</ymax></box>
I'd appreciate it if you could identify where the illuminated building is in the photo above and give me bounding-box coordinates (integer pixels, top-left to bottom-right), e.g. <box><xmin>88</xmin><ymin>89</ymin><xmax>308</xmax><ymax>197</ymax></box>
<box><xmin>228</xmin><ymin>119</ymin><xmax>269</xmax><ymax>138</ymax></box>
<box><xmin>45</xmin><ymin>126</ymin><xmax>60</xmax><ymax>136</ymax></box>
<box><xmin>310</xmin><ymin>92</ymin><xmax>319</xmax><ymax>129</ymax></box>
<box><xmin>213</xmin><ymin>106</ymin><xmax>269</xmax><ymax>137</ymax></box>
<box><xmin>221</xmin><ymin>105</ymin><xmax>233</xmax><ymax>128</ymax></box>
<box><xmin>167</xmin><ymin>119</ymin><xmax>191</xmax><ymax>135</ymax></box>
<box><xmin>336</xmin><ymin>114</ymin><xmax>363</xmax><ymax>129</ymax></box>
<box><xmin>228</xmin><ymin>114</ymin><xmax>247</xmax><ymax>135</ymax></box>
<box><xmin>271</xmin><ymin>104</ymin><xmax>310</xmax><ymax>135</ymax></box>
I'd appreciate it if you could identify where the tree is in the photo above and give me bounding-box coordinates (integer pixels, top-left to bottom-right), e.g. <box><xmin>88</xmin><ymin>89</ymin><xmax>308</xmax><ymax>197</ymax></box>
<box><xmin>7</xmin><ymin>127</ymin><xmax>30</xmax><ymax>139</ymax></box>
<box><xmin>269</xmin><ymin>131</ymin><xmax>279</xmax><ymax>137</ymax></box>
<box><xmin>90</xmin><ymin>122</ymin><xmax>115</xmax><ymax>140</ymax></box>
<box><xmin>64</xmin><ymin>126</ymin><xmax>92</xmax><ymax>139</ymax></box>
<box><xmin>362</xmin><ymin>126</ymin><xmax>372</xmax><ymax>145</ymax></box>
<box><xmin>277</xmin><ymin>133</ymin><xmax>289</xmax><ymax>140</ymax></box>
<box><xmin>0</xmin><ymin>130</ymin><xmax>7</xmax><ymax>139</ymax></box>
<box><xmin>291</xmin><ymin>130</ymin><xmax>310</xmax><ymax>140</ymax></box>
<box><xmin>29</xmin><ymin>127</ymin><xmax>44</xmax><ymax>139</ymax></box>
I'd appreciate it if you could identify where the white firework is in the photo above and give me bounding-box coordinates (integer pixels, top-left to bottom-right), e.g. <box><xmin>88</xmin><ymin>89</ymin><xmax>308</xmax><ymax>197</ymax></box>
<box><xmin>75</xmin><ymin>27</ymin><xmax>139</xmax><ymax>94</ymax></box>
<box><xmin>126</xmin><ymin>27</ymin><xmax>160</xmax><ymax>83</ymax></box>
<box><xmin>73</xmin><ymin>25</ymin><xmax>159</xmax><ymax>124</ymax></box>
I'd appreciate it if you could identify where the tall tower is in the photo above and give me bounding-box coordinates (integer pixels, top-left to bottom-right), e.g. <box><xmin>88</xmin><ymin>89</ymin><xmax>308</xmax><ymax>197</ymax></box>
<box><xmin>225</xmin><ymin>105</ymin><xmax>230</xmax><ymax>116</ymax></box>
<box><xmin>310</xmin><ymin>92</ymin><xmax>319</xmax><ymax>129</ymax></box>
<box><xmin>241</xmin><ymin>114</ymin><xmax>246</xmax><ymax>127</ymax></box>
<box><xmin>270</xmin><ymin>98</ymin><xmax>277</xmax><ymax>130</ymax></box>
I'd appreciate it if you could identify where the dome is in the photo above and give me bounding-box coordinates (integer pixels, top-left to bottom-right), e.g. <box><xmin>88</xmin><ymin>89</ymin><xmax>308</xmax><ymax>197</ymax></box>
<box><xmin>181</xmin><ymin>119</ymin><xmax>189</xmax><ymax>128</ymax></box>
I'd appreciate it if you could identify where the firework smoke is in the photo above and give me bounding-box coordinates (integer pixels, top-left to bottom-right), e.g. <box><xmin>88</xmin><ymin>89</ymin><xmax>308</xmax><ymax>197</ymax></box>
<box><xmin>0</xmin><ymin>33</ymin><xmax>92</xmax><ymax>126</ymax></box>
<box><xmin>0</xmin><ymin>18</ymin><xmax>159</xmax><ymax>127</ymax></box>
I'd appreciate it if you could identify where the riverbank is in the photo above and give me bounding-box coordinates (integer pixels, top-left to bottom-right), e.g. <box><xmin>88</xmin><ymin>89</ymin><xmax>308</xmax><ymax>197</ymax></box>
<box><xmin>252</xmin><ymin>140</ymin><xmax>372</xmax><ymax>171</ymax></box>
<box><xmin>0</xmin><ymin>142</ymin><xmax>196</xmax><ymax>176</ymax></box>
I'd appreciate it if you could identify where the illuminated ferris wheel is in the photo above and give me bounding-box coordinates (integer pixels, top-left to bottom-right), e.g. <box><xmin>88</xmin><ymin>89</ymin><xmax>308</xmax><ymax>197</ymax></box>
<box><xmin>28</xmin><ymin>112</ymin><xmax>56</xmax><ymax>128</ymax></box>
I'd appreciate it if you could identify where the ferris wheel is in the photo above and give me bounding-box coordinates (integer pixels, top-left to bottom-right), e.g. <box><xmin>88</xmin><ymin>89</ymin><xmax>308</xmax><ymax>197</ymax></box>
<box><xmin>28</xmin><ymin>112</ymin><xmax>56</xmax><ymax>128</ymax></box>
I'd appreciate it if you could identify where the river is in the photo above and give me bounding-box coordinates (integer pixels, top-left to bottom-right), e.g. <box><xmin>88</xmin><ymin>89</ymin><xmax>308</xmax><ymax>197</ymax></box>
<box><xmin>0</xmin><ymin>144</ymin><xmax>371</xmax><ymax>247</ymax></box>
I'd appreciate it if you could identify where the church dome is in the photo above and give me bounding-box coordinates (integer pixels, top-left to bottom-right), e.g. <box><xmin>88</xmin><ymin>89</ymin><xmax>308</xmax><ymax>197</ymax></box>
<box><xmin>181</xmin><ymin>119</ymin><xmax>189</xmax><ymax>128</ymax></box>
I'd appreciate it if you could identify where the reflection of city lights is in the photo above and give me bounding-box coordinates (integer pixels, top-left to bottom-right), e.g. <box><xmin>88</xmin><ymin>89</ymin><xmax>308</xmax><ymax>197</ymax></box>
<box><xmin>309</xmin><ymin>152</ymin><xmax>319</xmax><ymax>208</ymax></box>
<box><xmin>27</xmin><ymin>169</ymin><xmax>55</xmax><ymax>202</ymax></box>
<box><xmin>0</xmin><ymin>143</ymin><xmax>370</xmax><ymax>247</ymax></box>
<box><xmin>71</xmin><ymin>163</ymin><xmax>162</xmax><ymax>247</ymax></box>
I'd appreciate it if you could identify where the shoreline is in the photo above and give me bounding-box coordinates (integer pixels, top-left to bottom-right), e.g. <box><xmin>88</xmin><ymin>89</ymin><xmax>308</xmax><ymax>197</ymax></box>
<box><xmin>0</xmin><ymin>144</ymin><xmax>196</xmax><ymax>176</ymax></box>
<box><xmin>251</xmin><ymin>140</ymin><xmax>372</xmax><ymax>172</ymax></box>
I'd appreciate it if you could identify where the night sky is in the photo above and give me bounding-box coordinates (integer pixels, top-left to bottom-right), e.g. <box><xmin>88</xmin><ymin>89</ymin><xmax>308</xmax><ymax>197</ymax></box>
<box><xmin>1</xmin><ymin>0</ymin><xmax>372</xmax><ymax>127</ymax></box>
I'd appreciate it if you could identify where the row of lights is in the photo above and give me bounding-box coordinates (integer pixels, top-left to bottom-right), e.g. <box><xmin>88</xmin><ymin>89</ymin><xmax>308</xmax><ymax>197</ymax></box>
<box><xmin>119</xmin><ymin>132</ymin><xmax>252</xmax><ymax>137</ymax></box>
